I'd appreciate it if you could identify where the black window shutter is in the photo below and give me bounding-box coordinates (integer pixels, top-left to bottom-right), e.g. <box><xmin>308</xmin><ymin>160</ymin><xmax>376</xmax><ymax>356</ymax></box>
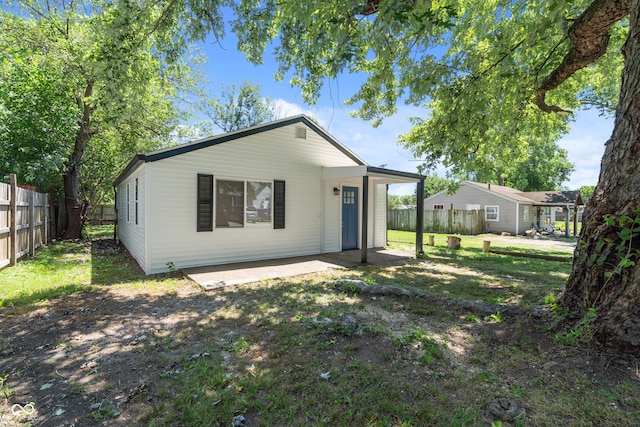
<box><xmin>197</xmin><ymin>174</ymin><xmax>213</xmax><ymax>232</ymax></box>
<box><xmin>273</xmin><ymin>180</ymin><xmax>285</xmax><ymax>229</ymax></box>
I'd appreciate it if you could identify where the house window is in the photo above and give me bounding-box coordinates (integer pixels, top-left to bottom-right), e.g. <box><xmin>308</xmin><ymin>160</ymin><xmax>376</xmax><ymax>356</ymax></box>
<box><xmin>344</xmin><ymin>189</ymin><xmax>356</xmax><ymax>205</ymax></box>
<box><xmin>485</xmin><ymin>205</ymin><xmax>499</xmax><ymax>221</ymax></box>
<box><xmin>433</xmin><ymin>204</ymin><xmax>444</xmax><ymax>210</ymax></box>
<box><xmin>523</xmin><ymin>206</ymin><xmax>529</xmax><ymax>223</ymax></box>
<box><xmin>246</xmin><ymin>181</ymin><xmax>272</xmax><ymax>225</ymax></box>
<box><xmin>197</xmin><ymin>176</ymin><xmax>285</xmax><ymax>230</ymax></box>
<box><xmin>126</xmin><ymin>183</ymin><xmax>130</xmax><ymax>222</ymax></box>
<box><xmin>216</xmin><ymin>180</ymin><xmax>244</xmax><ymax>228</ymax></box>
<box><xmin>135</xmin><ymin>178</ymin><xmax>139</xmax><ymax>225</ymax></box>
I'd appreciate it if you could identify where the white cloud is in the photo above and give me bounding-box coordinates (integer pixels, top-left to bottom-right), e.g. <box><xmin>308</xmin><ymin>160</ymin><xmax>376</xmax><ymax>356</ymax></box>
<box><xmin>269</xmin><ymin>97</ymin><xmax>611</xmax><ymax>192</ymax></box>
<box><xmin>389</xmin><ymin>183</ymin><xmax>416</xmax><ymax>196</ymax></box>
<box><xmin>558</xmin><ymin>110</ymin><xmax>612</xmax><ymax>189</ymax></box>
<box><xmin>271</xmin><ymin>98</ymin><xmax>315</xmax><ymax>119</ymax></box>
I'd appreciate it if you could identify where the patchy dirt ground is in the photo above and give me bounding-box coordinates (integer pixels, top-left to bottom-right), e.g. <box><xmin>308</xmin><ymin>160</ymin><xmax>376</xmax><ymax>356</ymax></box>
<box><xmin>0</xmin><ymin>239</ymin><xmax>638</xmax><ymax>426</ymax></box>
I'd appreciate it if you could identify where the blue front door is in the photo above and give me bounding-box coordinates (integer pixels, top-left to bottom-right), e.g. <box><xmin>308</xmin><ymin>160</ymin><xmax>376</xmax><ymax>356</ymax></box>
<box><xmin>342</xmin><ymin>186</ymin><xmax>358</xmax><ymax>250</ymax></box>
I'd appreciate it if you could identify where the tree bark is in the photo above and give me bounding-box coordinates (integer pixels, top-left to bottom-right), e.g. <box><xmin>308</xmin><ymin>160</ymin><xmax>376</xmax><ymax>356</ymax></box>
<box><xmin>63</xmin><ymin>81</ymin><xmax>93</xmax><ymax>240</ymax></box>
<box><xmin>535</xmin><ymin>0</ymin><xmax>630</xmax><ymax>114</ymax></box>
<box><xmin>560</xmin><ymin>0</ymin><xmax>640</xmax><ymax>350</ymax></box>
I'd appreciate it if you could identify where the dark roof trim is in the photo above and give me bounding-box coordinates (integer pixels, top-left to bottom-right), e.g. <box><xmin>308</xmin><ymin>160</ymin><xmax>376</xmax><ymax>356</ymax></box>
<box><xmin>366</xmin><ymin>166</ymin><xmax>424</xmax><ymax>181</ymax></box>
<box><xmin>113</xmin><ymin>154</ymin><xmax>145</xmax><ymax>187</ymax></box>
<box><xmin>113</xmin><ymin>115</ymin><xmax>366</xmax><ymax>187</ymax></box>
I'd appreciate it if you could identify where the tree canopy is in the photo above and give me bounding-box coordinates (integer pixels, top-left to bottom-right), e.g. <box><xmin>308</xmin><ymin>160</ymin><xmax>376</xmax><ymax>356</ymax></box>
<box><xmin>232</xmin><ymin>0</ymin><xmax>624</xmax><ymax>182</ymax></box>
<box><xmin>195</xmin><ymin>81</ymin><xmax>276</xmax><ymax>134</ymax></box>
<box><xmin>0</xmin><ymin>0</ymin><xmax>204</xmax><ymax>235</ymax></box>
<box><xmin>228</xmin><ymin>0</ymin><xmax>638</xmax><ymax>348</ymax></box>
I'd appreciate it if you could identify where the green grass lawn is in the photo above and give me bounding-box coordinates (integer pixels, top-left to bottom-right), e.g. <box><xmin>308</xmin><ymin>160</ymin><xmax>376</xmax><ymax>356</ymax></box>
<box><xmin>386</xmin><ymin>230</ymin><xmax>574</xmax><ymax>304</ymax></box>
<box><xmin>2</xmin><ymin>227</ymin><xmax>638</xmax><ymax>427</ymax></box>
<box><xmin>0</xmin><ymin>225</ymin><xmax>190</xmax><ymax>308</ymax></box>
<box><xmin>0</xmin><ymin>228</ymin><xmax>573</xmax><ymax>309</ymax></box>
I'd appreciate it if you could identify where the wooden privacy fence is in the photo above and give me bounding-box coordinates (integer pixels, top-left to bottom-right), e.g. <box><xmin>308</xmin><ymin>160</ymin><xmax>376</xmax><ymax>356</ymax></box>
<box><xmin>0</xmin><ymin>174</ymin><xmax>49</xmax><ymax>271</ymax></box>
<box><xmin>90</xmin><ymin>204</ymin><xmax>116</xmax><ymax>224</ymax></box>
<box><xmin>388</xmin><ymin>208</ymin><xmax>485</xmax><ymax>235</ymax></box>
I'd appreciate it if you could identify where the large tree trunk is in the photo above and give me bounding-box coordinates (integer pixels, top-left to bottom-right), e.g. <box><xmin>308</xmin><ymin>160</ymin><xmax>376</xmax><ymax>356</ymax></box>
<box><xmin>62</xmin><ymin>82</ymin><xmax>93</xmax><ymax>240</ymax></box>
<box><xmin>560</xmin><ymin>0</ymin><xmax>640</xmax><ymax>350</ymax></box>
<box><xmin>63</xmin><ymin>164</ymin><xmax>84</xmax><ymax>239</ymax></box>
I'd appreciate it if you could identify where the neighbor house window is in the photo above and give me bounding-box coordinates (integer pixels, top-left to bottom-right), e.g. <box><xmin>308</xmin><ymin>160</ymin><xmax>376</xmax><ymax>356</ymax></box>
<box><xmin>216</xmin><ymin>180</ymin><xmax>244</xmax><ymax>228</ymax></box>
<box><xmin>246</xmin><ymin>181</ymin><xmax>272</xmax><ymax>225</ymax></box>
<box><xmin>433</xmin><ymin>204</ymin><xmax>444</xmax><ymax>210</ymax></box>
<box><xmin>485</xmin><ymin>205</ymin><xmax>499</xmax><ymax>221</ymax></box>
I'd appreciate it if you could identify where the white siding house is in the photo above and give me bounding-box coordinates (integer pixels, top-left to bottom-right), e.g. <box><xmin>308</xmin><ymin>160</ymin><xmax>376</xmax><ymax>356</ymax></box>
<box><xmin>114</xmin><ymin>115</ymin><xmax>424</xmax><ymax>274</ymax></box>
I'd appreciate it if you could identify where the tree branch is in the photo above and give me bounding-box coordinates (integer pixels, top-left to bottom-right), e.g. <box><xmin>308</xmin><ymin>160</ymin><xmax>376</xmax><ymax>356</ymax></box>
<box><xmin>358</xmin><ymin>0</ymin><xmax>380</xmax><ymax>16</ymax></box>
<box><xmin>469</xmin><ymin>38</ymin><xmax>526</xmax><ymax>85</ymax></box>
<box><xmin>148</xmin><ymin>0</ymin><xmax>179</xmax><ymax>37</ymax></box>
<box><xmin>535</xmin><ymin>0</ymin><xmax>630</xmax><ymax>114</ymax></box>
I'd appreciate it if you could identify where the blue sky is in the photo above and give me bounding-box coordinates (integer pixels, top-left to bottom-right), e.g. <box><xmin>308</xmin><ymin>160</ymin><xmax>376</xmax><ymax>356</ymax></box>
<box><xmin>195</xmin><ymin>34</ymin><xmax>612</xmax><ymax>196</ymax></box>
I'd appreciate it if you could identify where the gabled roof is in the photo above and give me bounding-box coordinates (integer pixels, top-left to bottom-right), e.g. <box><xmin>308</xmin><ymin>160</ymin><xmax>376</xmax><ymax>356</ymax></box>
<box><xmin>465</xmin><ymin>182</ymin><xmax>536</xmax><ymax>203</ymax></box>
<box><xmin>114</xmin><ymin>115</ymin><xmax>423</xmax><ymax>186</ymax></box>
<box><xmin>466</xmin><ymin>181</ymin><xmax>583</xmax><ymax>206</ymax></box>
<box><xmin>114</xmin><ymin>115</ymin><xmax>366</xmax><ymax>186</ymax></box>
<box><xmin>521</xmin><ymin>191</ymin><xmax>584</xmax><ymax>206</ymax></box>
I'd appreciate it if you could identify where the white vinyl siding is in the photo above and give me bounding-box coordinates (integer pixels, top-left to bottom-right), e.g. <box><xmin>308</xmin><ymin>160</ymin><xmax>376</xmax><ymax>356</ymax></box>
<box><xmin>372</xmin><ymin>184</ymin><xmax>387</xmax><ymax>247</ymax></box>
<box><xmin>143</xmin><ymin>124</ymin><xmax>359</xmax><ymax>274</ymax></box>
<box><xmin>323</xmin><ymin>180</ymin><xmax>342</xmax><ymax>253</ymax></box>
<box><xmin>117</xmin><ymin>167</ymin><xmax>147</xmax><ymax>272</ymax></box>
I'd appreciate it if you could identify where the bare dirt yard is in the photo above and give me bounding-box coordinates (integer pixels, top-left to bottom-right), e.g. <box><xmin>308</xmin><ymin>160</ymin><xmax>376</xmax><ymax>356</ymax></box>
<box><xmin>0</xmin><ymin>237</ymin><xmax>638</xmax><ymax>426</ymax></box>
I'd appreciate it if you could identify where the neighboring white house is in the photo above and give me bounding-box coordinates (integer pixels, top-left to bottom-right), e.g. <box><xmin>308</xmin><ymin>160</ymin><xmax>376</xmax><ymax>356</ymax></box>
<box><xmin>424</xmin><ymin>181</ymin><xmax>583</xmax><ymax>236</ymax></box>
<box><xmin>114</xmin><ymin>115</ymin><xmax>424</xmax><ymax>274</ymax></box>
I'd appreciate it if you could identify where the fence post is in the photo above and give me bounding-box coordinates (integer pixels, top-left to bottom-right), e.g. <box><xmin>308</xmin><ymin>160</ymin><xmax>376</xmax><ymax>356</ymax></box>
<box><xmin>44</xmin><ymin>194</ymin><xmax>49</xmax><ymax>244</ymax></box>
<box><xmin>29</xmin><ymin>190</ymin><xmax>35</xmax><ymax>255</ymax></box>
<box><xmin>9</xmin><ymin>174</ymin><xmax>17</xmax><ymax>267</ymax></box>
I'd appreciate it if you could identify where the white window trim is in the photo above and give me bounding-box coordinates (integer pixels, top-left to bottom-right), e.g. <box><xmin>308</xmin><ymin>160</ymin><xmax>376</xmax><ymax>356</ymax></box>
<box><xmin>215</xmin><ymin>177</ymin><xmax>274</xmax><ymax>229</ymax></box>
<box><xmin>134</xmin><ymin>178</ymin><xmax>139</xmax><ymax>225</ymax></box>
<box><xmin>126</xmin><ymin>183</ymin><xmax>130</xmax><ymax>223</ymax></box>
<box><xmin>485</xmin><ymin>205</ymin><xmax>499</xmax><ymax>222</ymax></box>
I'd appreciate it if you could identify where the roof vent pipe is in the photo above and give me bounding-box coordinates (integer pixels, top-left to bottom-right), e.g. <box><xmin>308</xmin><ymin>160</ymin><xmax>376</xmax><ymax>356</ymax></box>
<box><xmin>488</xmin><ymin>183</ymin><xmax>491</xmax><ymax>190</ymax></box>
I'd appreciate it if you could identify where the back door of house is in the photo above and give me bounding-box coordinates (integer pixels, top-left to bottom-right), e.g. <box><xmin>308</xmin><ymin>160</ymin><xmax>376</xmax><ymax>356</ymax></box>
<box><xmin>342</xmin><ymin>186</ymin><xmax>358</xmax><ymax>250</ymax></box>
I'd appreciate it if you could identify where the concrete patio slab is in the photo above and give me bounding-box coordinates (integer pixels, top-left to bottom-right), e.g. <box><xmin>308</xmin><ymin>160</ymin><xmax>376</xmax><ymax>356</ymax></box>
<box><xmin>183</xmin><ymin>248</ymin><xmax>414</xmax><ymax>289</ymax></box>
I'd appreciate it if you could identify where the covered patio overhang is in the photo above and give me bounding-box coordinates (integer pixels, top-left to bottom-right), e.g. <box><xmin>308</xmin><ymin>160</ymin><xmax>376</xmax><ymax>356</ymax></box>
<box><xmin>532</xmin><ymin>202</ymin><xmax>581</xmax><ymax>237</ymax></box>
<box><xmin>322</xmin><ymin>165</ymin><xmax>425</xmax><ymax>263</ymax></box>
